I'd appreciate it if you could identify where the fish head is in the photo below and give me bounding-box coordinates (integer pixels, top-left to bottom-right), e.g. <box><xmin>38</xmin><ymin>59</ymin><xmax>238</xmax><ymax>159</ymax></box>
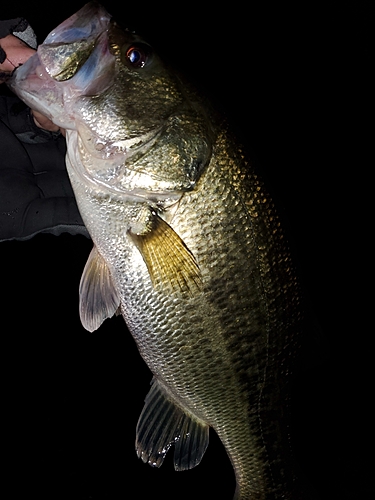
<box><xmin>8</xmin><ymin>2</ymin><xmax>213</xmax><ymax>200</ymax></box>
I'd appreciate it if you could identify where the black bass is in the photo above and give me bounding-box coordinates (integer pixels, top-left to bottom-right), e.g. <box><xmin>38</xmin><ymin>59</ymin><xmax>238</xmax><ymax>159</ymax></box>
<box><xmin>8</xmin><ymin>3</ymin><xmax>311</xmax><ymax>498</ymax></box>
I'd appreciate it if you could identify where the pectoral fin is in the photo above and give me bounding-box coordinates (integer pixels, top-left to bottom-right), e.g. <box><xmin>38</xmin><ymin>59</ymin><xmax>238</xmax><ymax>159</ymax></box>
<box><xmin>136</xmin><ymin>378</ymin><xmax>209</xmax><ymax>471</ymax></box>
<box><xmin>79</xmin><ymin>245</ymin><xmax>121</xmax><ymax>332</ymax></box>
<box><xmin>129</xmin><ymin>212</ymin><xmax>202</xmax><ymax>294</ymax></box>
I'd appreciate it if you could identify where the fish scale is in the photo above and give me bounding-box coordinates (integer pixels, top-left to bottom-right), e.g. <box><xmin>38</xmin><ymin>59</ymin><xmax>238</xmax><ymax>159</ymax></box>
<box><xmin>112</xmin><ymin>132</ymin><xmax>300</xmax><ymax>498</ymax></box>
<box><xmin>8</xmin><ymin>3</ymin><xmax>309</xmax><ymax>498</ymax></box>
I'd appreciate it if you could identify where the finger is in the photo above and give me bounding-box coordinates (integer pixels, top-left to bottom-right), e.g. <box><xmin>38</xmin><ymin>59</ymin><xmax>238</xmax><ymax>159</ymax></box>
<box><xmin>32</xmin><ymin>110</ymin><xmax>61</xmax><ymax>133</ymax></box>
<box><xmin>0</xmin><ymin>35</ymin><xmax>35</xmax><ymax>72</ymax></box>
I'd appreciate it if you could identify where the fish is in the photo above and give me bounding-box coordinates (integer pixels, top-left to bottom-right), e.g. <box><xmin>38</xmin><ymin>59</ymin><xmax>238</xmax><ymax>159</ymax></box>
<box><xmin>8</xmin><ymin>2</ymin><xmax>312</xmax><ymax>498</ymax></box>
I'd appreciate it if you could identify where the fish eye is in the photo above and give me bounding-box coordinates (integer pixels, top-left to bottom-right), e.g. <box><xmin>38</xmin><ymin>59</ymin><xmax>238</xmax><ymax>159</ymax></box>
<box><xmin>123</xmin><ymin>43</ymin><xmax>151</xmax><ymax>69</ymax></box>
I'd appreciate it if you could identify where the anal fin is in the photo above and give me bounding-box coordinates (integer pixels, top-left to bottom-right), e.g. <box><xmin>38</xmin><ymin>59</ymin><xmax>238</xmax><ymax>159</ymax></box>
<box><xmin>136</xmin><ymin>378</ymin><xmax>209</xmax><ymax>471</ymax></box>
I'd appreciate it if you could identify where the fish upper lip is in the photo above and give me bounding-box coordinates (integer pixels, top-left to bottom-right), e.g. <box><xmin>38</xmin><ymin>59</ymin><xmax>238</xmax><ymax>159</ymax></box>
<box><xmin>43</xmin><ymin>1</ymin><xmax>112</xmax><ymax>46</ymax></box>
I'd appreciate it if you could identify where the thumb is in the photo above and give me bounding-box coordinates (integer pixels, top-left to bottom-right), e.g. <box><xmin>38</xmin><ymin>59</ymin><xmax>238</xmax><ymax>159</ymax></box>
<box><xmin>32</xmin><ymin>110</ymin><xmax>65</xmax><ymax>136</ymax></box>
<box><xmin>32</xmin><ymin>110</ymin><xmax>59</xmax><ymax>131</ymax></box>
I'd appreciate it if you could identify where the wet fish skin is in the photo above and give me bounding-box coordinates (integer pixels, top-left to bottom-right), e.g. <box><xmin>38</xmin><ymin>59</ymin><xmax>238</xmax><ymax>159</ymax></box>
<box><xmin>8</xmin><ymin>3</ymin><xmax>310</xmax><ymax>498</ymax></box>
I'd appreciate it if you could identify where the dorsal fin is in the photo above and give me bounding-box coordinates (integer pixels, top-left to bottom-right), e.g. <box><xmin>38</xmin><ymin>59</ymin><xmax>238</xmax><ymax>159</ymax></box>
<box><xmin>79</xmin><ymin>245</ymin><xmax>121</xmax><ymax>332</ymax></box>
<box><xmin>136</xmin><ymin>378</ymin><xmax>209</xmax><ymax>471</ymax></box>
<box><xmin>129</xmin><ymin>212</ymin><xmax>202</xmax><ymax>295</ymax></box>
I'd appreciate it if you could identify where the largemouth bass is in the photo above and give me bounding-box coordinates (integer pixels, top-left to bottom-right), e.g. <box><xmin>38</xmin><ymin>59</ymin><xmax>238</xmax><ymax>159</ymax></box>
<box><xmin>8</xmin><ymin>3</ymin><xmax>312</xmax><ymax>498</ymax></box>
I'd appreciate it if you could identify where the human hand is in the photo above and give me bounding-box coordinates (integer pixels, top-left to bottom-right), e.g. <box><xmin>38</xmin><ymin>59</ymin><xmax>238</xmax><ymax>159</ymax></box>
<box><xmin>0</xmin><ymin>33</ymin><xmax>35</xmax><ymax>74</ymax></box>
<box><xmin>32</xmin><ymin>109</ymin><xmax>66</xmax><ymax>136</ymax></box>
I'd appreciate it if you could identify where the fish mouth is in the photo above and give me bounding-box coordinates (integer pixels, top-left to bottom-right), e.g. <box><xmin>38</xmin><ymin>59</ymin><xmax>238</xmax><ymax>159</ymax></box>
<box><xmin>38</xmin><ymin>2</ymin><xmax>112</xmax><ymax>81</ymax></box>
<box><xmin>7</xmin><ymin>2</ymin><xmax>115</xmax><ymax>128</ymax></box>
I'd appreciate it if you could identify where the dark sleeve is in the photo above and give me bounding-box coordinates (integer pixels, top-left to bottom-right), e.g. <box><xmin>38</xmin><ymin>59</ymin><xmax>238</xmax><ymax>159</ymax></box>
<box><xmin>0</xmin><ymin>95</ymin><xmax>89</xmax><ymax>241</ymax></box>
<box><xmin>0</xmin><ymin>18</ymin><xmax>29</xmax><ymax>38</ymax></box>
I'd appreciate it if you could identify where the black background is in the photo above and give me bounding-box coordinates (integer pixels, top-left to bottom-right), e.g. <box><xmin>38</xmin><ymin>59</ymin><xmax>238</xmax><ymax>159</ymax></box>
<box><xmin>1</xmin><ymin>2</ymin><xmax>373</xmax><ymax>499</ymax></box>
